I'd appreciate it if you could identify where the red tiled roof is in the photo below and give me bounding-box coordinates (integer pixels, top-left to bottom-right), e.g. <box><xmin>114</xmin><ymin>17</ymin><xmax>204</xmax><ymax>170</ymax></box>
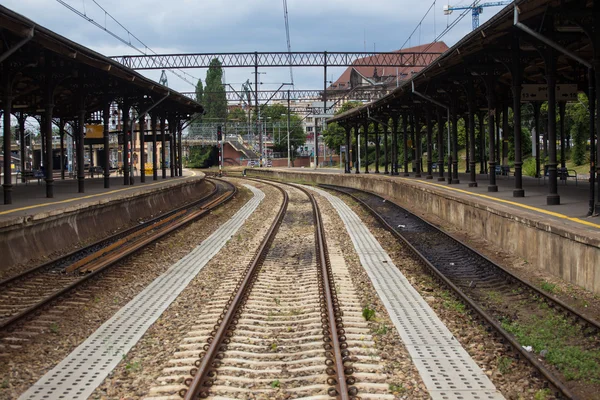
<box><xmin>329</xmin><ymin>42</ymin><xmax>449</xmax><ymax>90</ymax></box>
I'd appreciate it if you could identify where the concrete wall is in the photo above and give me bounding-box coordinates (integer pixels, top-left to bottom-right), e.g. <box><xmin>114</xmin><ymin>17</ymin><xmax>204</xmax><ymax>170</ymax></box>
<box><xmin>0</xmin><ymin>178</ymin><xmax>210</xmax><ymax>268</ymax></box>
<box><xmin>247</xmin><ymin>169</ymin><xmax>600</xmax><ymax>295</ymax></box>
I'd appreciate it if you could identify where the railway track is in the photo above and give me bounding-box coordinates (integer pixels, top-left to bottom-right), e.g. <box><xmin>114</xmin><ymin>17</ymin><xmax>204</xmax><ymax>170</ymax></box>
<box><xmin>148</xmin><ymin>180</ymin><xmax>391</xmax><ymax>400</ymax></box>
<box><xmin>0</xmin><ymin>178</ymin><xmax>236</xmax><ymax>333</ymax></box>
<box><xmin>321</xmin><ymin>184</ymin><xmax>600</xmax><ymax>400</ymax></box>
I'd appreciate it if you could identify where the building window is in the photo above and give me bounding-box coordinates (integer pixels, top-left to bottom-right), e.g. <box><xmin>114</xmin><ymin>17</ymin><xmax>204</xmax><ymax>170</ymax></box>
<box><xmin>306</xmin><ymin>126</ymin><xmax>313</xmax><ymax>132</ymax></box>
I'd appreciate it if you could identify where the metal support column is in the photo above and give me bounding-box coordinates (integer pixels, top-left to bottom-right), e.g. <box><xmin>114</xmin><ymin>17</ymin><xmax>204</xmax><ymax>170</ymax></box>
<box><xmin>363</xmin><ymin>120</ymin><xmax>369</xmax><ymax>173</ymax></box>
<box><xmin>122</xmin><ymin>101</ymin><xmax>130</xmax><ymax>185</ymax></box>
<box><xmin>178</xmin><ymin>123</ymin><xmax>183</xmax><ymax>177</ymax></box>
<box><xmin>384</xmin><ymin>120</ymin><xmax>389</xmax><ymax>174</ymax></box>
<box><xmin>103</xmin><ymin>102</ymin><xmax>110</xmax><ymax>188</ymax></box>
<box><xmin>479</xmin><ymin>112</ymin><xmax>485</xmax><ymax>174</ymax></box>
<box><xmin>414</xmin><ymin>113</ymin><xmax>421</xmax><ymax>178</ymax></box>
<box><xmin>502</xmin><ymin>102</ymin><xmax>509</xmax><ymax>168</ymax></box>
<box><xmin>344</xmin><ymin>125</ymin><xmax>351</xmax><ymax>173</ymax></box>
<box><xmin>512</xmin><ymin>35</ymin><xmax>524</xmax><ymax>197</ymax></box>
<box><xmin>18</xmin><ymin>113</ymin><xmax>25</xmax><ymax>182</ymax></box>
<box><xmin>451</xmin><ymin>107</ymin><xmax>459</xmax><ymax>184</ymax></box>
<box><xmin>152</xmin><ymin>114</ymin><xmax>158</xmax><ymax>180</ymax></box>
<box><xmin>392</xmin><ymin>115</ymin><xmax>399</xmax><ymax>175</ymax></box>
<box><xmin>533</xmin><ymin>102</ymin><xmax>541</xmax><ymax>178</ymax></box>
<box><xmin>425</xmin><ymin>108</ymin><xmax>433</xmax><ymax>179</ymax></box>
<box><xmin>77</xmin><ymin>100</ymin><xmax>85</xmax><ymax>193</ymax></box>
<box><xmin>139</xmin><ymin>114</ymin><xmax>146</xmax><ymax>183</ymax></box>
<box><xmin>465</xmin><ymin>112</ymin><xmax>470</xmax><ymax>173</ymax></box>
<box><xmin>437</xmin><ymin>110</ymin><xmax>445</xmax><ymax>181</ymax></box>
<box><xmin>161</xmin><ymin>116</ymin><xmax>167</xmax><ymax>179</ymax></box>
<box><xmin>59</xmin><ymin>120</ymin><xmax>65</xmax><ymax>180</ymax></box>
<box><xmin>170</xmin><ymin>119</ymin><xmax>175</xmax><ymax>177</ymax></box>
<box><xmin>545</xmin><ymin>50</ymin><xmax>560</xmax><ymax>205</ymax></box>
<box><xmin>403</xmin><ymin>114</ymin><xmax>409</xmax><ymax>176</ymax></box>
<box><xmin>354</xmin><ymin>125</ymin><xmax>360</xmax><ymax>174</ymax></box>
<box><xmin>559</xmin><ymin>101</ymin><xmax>566</xmax><ymax>169</ymax></box>
<box><xmin>374</xmin><ymin>122</ymin><xmax>380</xmax><ymax>173</ymax></box>
<box><xmin>468</xmin><ymin>79</ymin><xmax>477</xmax><ymax>187</ymax></box>
<box><xmin>589</xmin><ymin>68</ymin><xmax>597</xmax><ymax>215</ymax></box>
<box><xmin>2</xmin><ymin>77</ymin><xmax>12</xmax><ymax>204</ymax></box>
<box><xmin>484</xmin><ymin>76</ymin><xmax>498</xmax><ymax>192</ymax></box>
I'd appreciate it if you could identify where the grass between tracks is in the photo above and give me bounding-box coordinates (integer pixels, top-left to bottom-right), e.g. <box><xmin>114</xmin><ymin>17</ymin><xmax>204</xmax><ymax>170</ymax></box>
<box><xmin>501</xmin><ymin>312</ymin><xmax>600</xmax><ymax>383</ymax></box>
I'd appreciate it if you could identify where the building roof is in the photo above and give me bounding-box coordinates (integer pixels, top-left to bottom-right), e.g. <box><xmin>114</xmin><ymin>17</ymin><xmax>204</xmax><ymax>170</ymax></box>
<box><xmin>328</xmin><ymin>42</ymin><xmax>449</xmax><ymax>91</ymax></box>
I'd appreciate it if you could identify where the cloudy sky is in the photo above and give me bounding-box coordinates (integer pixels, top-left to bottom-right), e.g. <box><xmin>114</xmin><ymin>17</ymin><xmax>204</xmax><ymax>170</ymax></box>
<box><xmin>4</xmin><ymin>0</ymin><xmax>503</xmax><ymax>95</ymax></box>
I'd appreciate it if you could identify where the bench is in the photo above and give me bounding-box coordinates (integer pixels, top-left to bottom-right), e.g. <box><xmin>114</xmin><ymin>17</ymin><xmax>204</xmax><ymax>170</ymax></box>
<box><xmin>19</xmin><ymin>170</ymin><xmax>44</xmax><ymax>185</ymax></box>
<box><xmin>542</xmin><ymin>166</ymin><xmax>578</xmax><ymax>186</ymax></box>
<box><xmin>494</xmin><ymin>165</ymin><xmax>511</xmax><ymax>176</ymax></box>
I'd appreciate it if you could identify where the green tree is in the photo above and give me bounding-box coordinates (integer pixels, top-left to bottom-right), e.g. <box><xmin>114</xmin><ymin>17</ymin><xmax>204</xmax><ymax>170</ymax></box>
<box><xmin>203</xmin><ymin>58</ymin><xmax>227</xmax><ymax>120</ymax></box>
<box><xmin>257</xmin><ymin>104</ymin><xmax>306</xmax><ymax>159</ymax></box>
<box><xmin>568</xmin><ymin>94</ymin><xmax>589</xmax><ymax>166</ymax></box>
<box><xmin>322</xmin><ymin>101</ymin><xmax>363</xmax><ymax>150</ymax></box>
<box><xmin>190</xmin><ymin>79</ymin><xmax>205</xmax><ymax>135</ymax></box>
<box><xmin>195</xmin><ymin>79</ymin><xmax>204</xmax><ymax>103</ymax></box>
<box><xmin>228</xmin><ymin>107</ymin><xmax>247</xmax><ymax>122</ymax></box>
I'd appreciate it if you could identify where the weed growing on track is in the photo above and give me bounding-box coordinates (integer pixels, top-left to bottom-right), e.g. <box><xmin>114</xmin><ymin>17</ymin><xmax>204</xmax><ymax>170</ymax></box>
<box><xmin>486</xmin><ymin>290</ymin><xmax>502</xmax><ymax>304</ymax></box>
<box><xmin>540</xmin><ymin>281</ymin><xmax>558</xmax><ymax>294</ymax></box>
<box><xmin>501</xmin><ymin>314</ymin><xmax>600</xmax><ymax>382</ymax></box>
<box><xmin>389</xmin><ymin>383</ymin><xmax>406</xmax><ymax>394</ymax></box>
<box><xmin>270</xmin><ymin>379</ymin><xmax>281</xmax><ymax>388</ymax></box>
<box><xmin>362</xmin><ymin>306</ymin><xmax>376</xmax><ymax>321</ymax></box>
<box><xmin>534</xmin><ymin>388</ymin><xmax>551</xmax><ymax>399</ymax></box>
<box><xmin>49</xmin><ymin>323</ymin><xmax>59</xmax><ymax>334</ymax></box>
<box><xmin>125</xmin><ymin>361</ymin><xmax>141</xmax><ymax>372</ymax></box>
<box><xmin>440</xmin><ymin>291</ymin><xmax>466</xmax><ymax>313</ymax></box>
<box><xmin>375</xmin><ymin>324</ymin><xmax>389</xmax><ymax>335</ymax></box>
<box><xmin>497</xmin><ymin>356</ymin><xmax>513</xmax><ymax>374</ymax></box>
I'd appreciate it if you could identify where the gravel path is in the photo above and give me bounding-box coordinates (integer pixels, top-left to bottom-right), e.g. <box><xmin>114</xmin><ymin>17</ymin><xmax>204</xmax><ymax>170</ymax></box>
<box><xmin>0</xmin><ymin>180</ymin><xmax>252</xmax><ymax>400</ymax></box>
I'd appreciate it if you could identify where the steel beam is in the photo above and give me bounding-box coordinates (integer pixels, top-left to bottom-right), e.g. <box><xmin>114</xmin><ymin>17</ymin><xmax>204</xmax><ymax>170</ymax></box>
<box><xmin>111</xmin><ymin>51</ymin><xmax>442</xmax><ymax>69</ymax></box>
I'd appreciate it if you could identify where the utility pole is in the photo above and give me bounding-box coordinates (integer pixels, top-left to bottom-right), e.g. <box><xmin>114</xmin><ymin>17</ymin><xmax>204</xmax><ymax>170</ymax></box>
<box><xmin>287</xmin><ymin>90</ymin><xmax>291</xmax><ymax>168</ymax></box>
<box><xmin>254</xmin><ymin>52</ymin><xmax>260</xmax><ymax>166</ymax></box>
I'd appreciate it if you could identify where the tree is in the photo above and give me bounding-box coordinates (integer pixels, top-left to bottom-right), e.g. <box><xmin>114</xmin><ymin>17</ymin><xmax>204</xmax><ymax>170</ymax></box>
<box><xmin>195</xmin><ymin>79</ymin><xmax>204</xmax><ymax>103</ymax></box>
<box><xmin>189</xmin><ymin>79</ymin><xmax>205</xmax><ymax>135</ymax></box>
<box><xmin>568</xmin><ymin>93</ymin><xmax>589</xmax><ymax>166</ymax></box>
<box><xmin>322</xmin><ymin>101</ymin><xmax>363</xmax><ymax>150</ymax></box>
<box><xmin>203</xmin><ymin>58</ymin><xmax>227</xmax><ymax>120</ymax></box>
<box><xmin>228</xmin><ymin>107</ymin><xmax>247</xmax><ymax>122</ymax></box>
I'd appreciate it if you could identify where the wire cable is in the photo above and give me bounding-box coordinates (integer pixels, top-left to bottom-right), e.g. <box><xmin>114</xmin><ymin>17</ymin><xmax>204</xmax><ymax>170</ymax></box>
<box><xmin>55</xmin><ymin>0</ymin><xmax>199</xmax><ymax>88</ymax></box>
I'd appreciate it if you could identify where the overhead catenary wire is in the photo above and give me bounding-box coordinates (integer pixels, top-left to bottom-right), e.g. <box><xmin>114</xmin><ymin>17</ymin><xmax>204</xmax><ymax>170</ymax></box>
<box><xmin>54</xmin><ymin>0</ymin><xmax>199</xmax><ymax>88</ymax></box>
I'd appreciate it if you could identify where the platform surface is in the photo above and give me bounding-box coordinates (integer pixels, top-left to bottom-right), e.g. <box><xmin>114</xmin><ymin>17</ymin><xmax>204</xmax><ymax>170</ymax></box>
<box><xmin>267</xmin><ymin>167</ymin><xmax>600</xmax><ymax>234</ymax></box>
<box><xmin>0</xmin><ymin>170</ymin><xmax>202</xmax><ymax>225</ymax></box>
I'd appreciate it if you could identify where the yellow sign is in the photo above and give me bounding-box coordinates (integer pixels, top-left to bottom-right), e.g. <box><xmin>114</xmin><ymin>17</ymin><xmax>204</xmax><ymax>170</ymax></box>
<box><xmin>85</xmin><ymin>125</ymin><xmax>104</xmax><ymax>139</ymax></box>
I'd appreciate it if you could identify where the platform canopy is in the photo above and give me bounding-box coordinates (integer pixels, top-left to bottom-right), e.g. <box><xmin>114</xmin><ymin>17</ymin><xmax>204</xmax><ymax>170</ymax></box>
<box><xmin>0</xmin><ymin>5</ymin><xmax>203</xmax><ymax>118</ymax></box>
<box><xmin>328</xmin><ymin>0</ymin><xmax>595</xmax><ymax>123</ymax></box>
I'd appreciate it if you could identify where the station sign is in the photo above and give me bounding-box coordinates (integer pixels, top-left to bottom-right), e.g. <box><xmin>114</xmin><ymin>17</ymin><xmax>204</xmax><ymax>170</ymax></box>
<box><xmin>85</xmin><ymin>124</ymin><xmax>104</xmax><ymax>139</ymax></box>
<box><xmin>521</xmin><ymin>84</ymin><xmax>578</xmax><ymax>102</ymax></box>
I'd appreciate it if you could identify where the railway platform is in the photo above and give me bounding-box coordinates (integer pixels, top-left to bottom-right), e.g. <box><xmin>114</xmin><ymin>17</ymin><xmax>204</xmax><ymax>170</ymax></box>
<box><xmin>0</xmin><ymin>170</ymin><xmax>206</xmax><ymax>269</ymax></box>
<box><xmin>0</xmin><ymin>170</ymin><xmax>202</xmax><ymax>224</ymax></box>
<box><xmin>247</xmin><ymin>168</ymin><xmax>600</xmax><ymax>295</ymax></box>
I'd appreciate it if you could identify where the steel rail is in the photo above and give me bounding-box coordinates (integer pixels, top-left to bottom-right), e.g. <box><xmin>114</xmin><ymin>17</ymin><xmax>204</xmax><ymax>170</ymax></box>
<box><xmin>321</xmin><ymin>184</ymin><xmax>581</xmax><ymax>400</ymax></box>
<box><xmin>321</xmin><ymin>184</ymin><xmax>600</xmax><ymax>333</ymax></box>
<box><xmin>0</xmin><ymin>179</ymin><xmax>218</xmax><ymax>288</ymax></box>
<box><xmin>293</xmin><ymin>183</ymin><xmax>354</xmax><ymax>399</ymax></box>
<box><xmin>0</xmin><ymin>179</ymin><xmax>236</xmax><ymax>332</ymax></box>
<box><xmin>182</xmin><ymin>181</ymin><xmax>289</xmax><ymax>399</ymax></box>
